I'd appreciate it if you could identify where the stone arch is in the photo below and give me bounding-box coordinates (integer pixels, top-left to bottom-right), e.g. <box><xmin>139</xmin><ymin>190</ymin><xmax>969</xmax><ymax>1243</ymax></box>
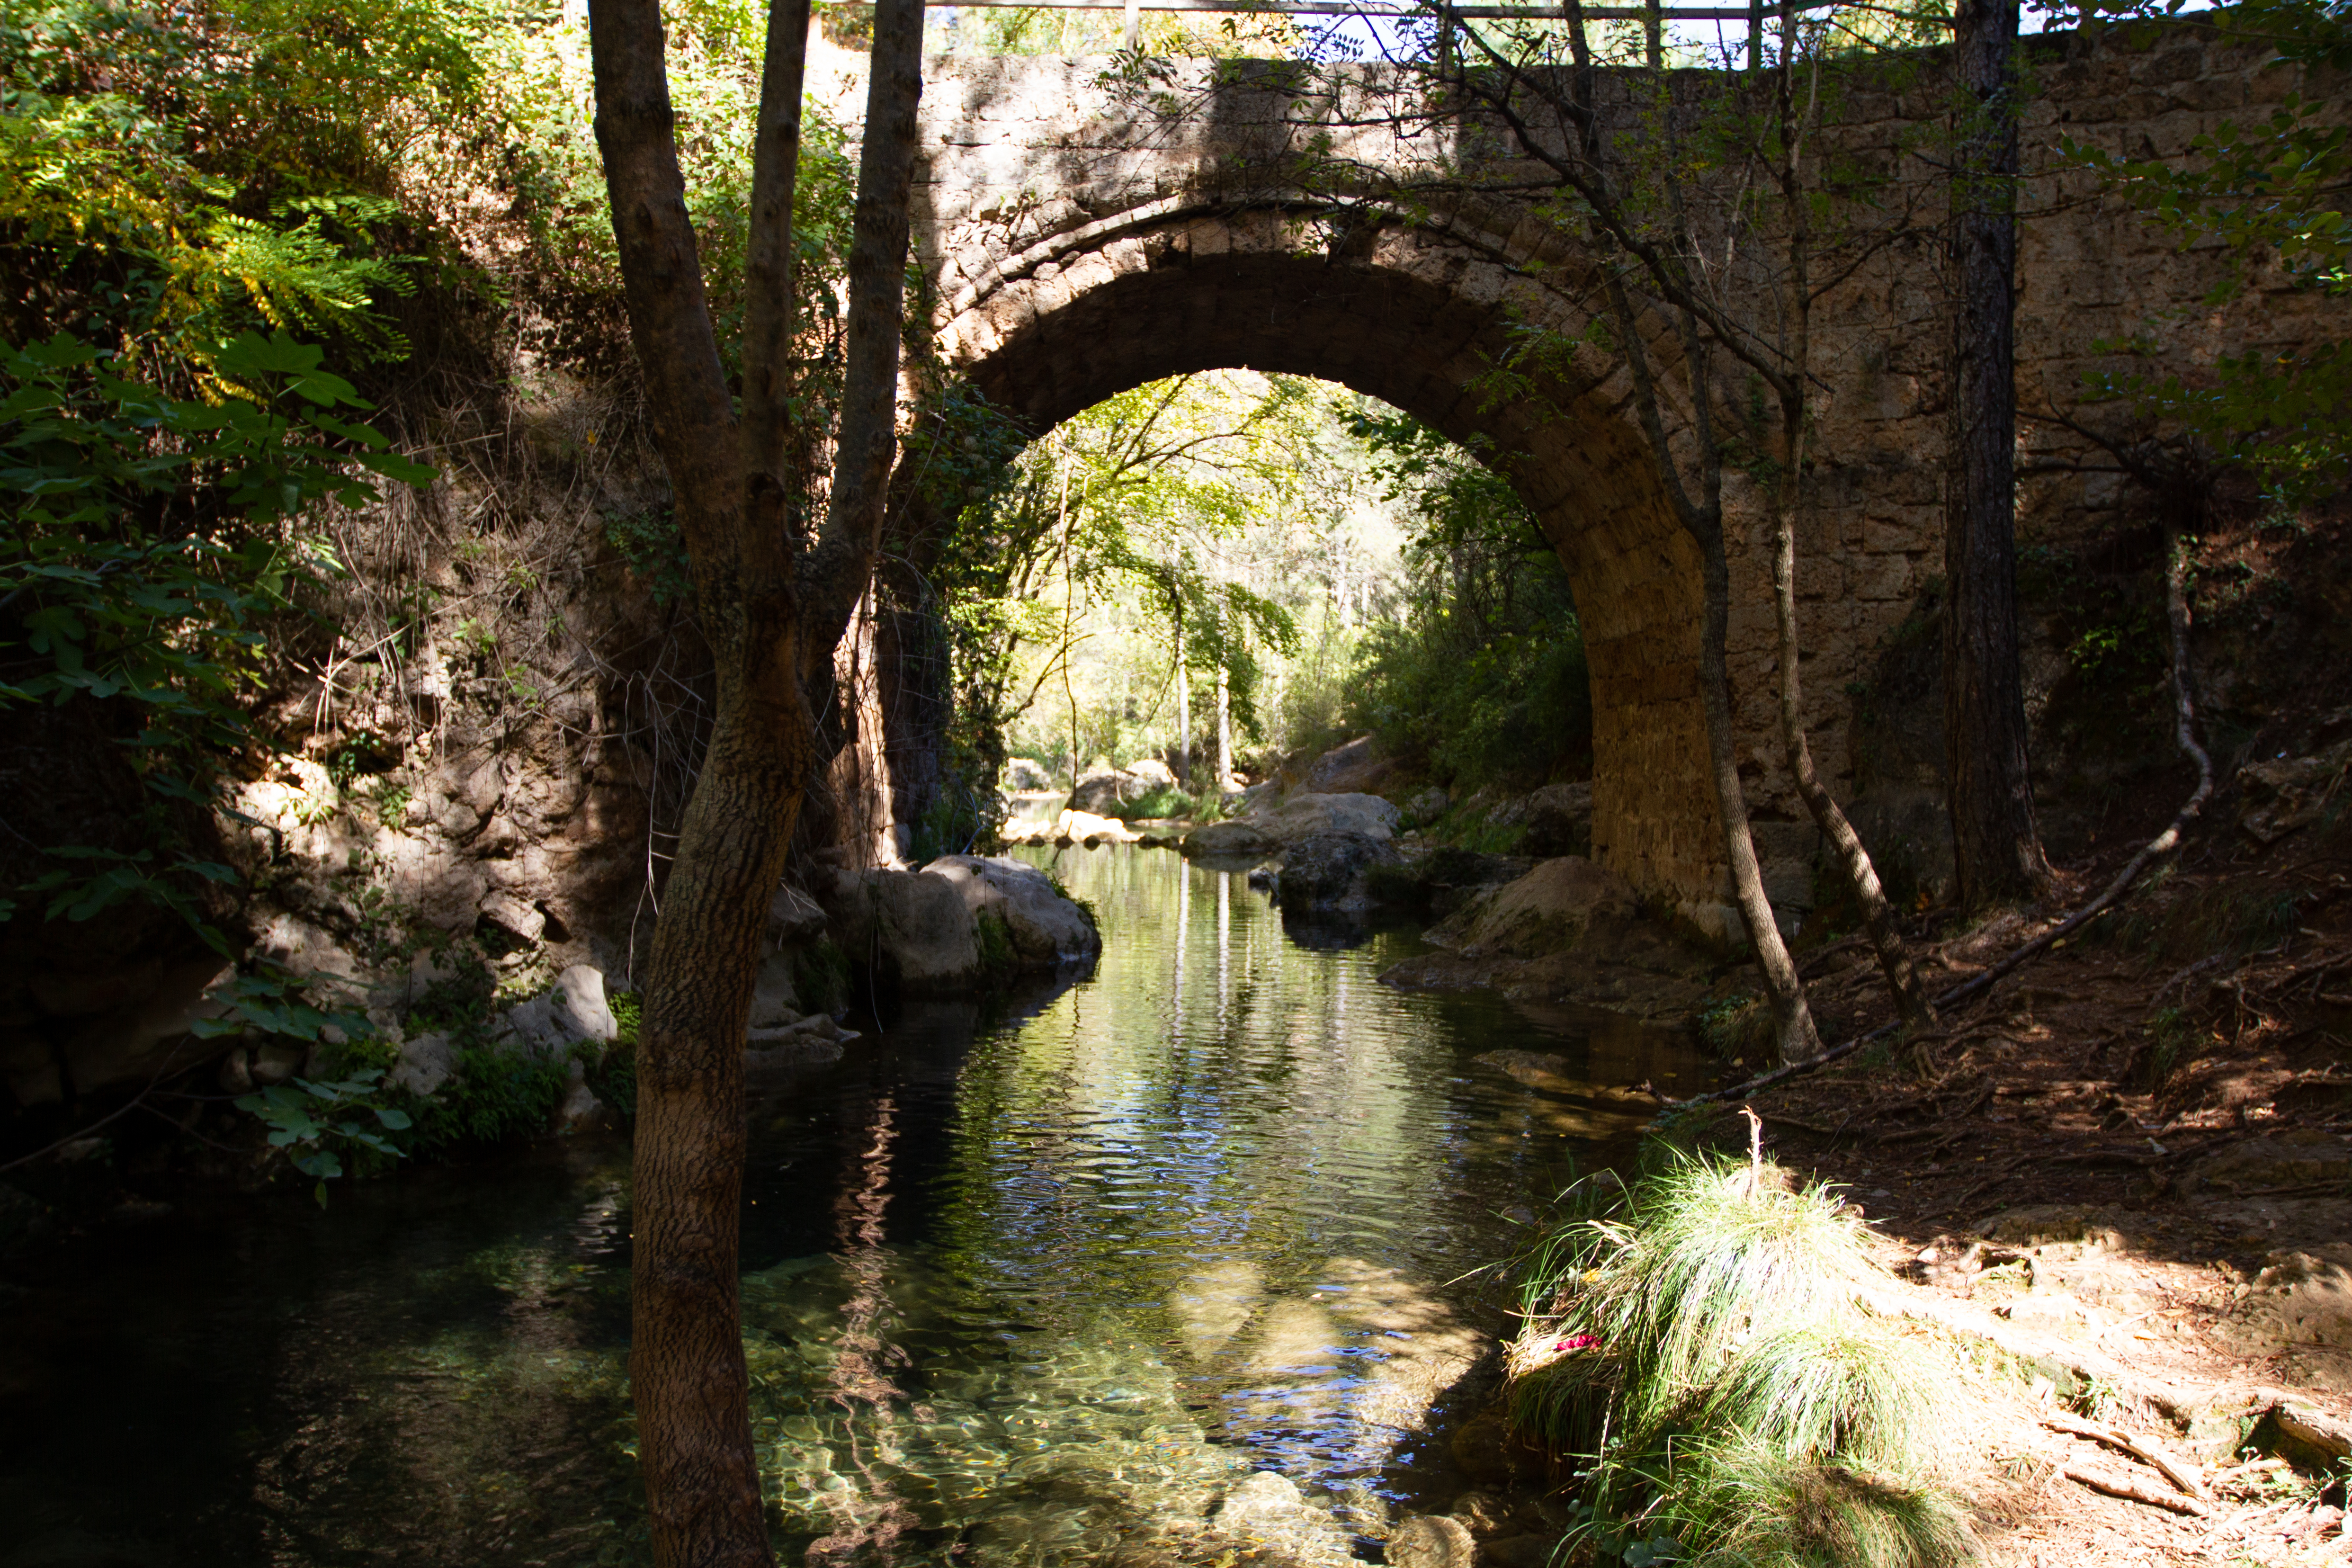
<box><xmin>932</xmin><ymin>206</ymin><xmax>1728</xmax><ymax>913</ymax></box>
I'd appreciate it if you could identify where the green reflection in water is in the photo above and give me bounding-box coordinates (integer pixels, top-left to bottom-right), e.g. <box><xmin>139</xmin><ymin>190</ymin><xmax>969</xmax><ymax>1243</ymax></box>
<box><xmin>743</xmin><ymin>845</ymin><xmax>1700</xmax><ymax>1568</ymax></box>
<box><xmin>0</xmin><ymin>845</ymin><xmax>1702</xmax><ymax>1568</ymax></box>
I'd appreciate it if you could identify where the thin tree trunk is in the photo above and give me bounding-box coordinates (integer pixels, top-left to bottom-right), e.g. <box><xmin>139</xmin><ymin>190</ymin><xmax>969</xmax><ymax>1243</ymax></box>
<box><xmin>1699</xmin><ymin>537</ymin><xmax>1823</xmax><ymax>1063</ymax></box>
<box><xmin>1214</xmin><ymin>663</ymin><xmax>1230</xmax><ymax>791</ymax></box>
<box><xmin>1175</xmin><ymin>644</ymin><xmax>1190</xmax><ymax>789</ymax></box>
<box><xmin>590</xmin><ymin>0</ymin><xmax>925</xmax><ymax>1559</ymax></box>
<box><xmin>1945</xmin><ymin>0</ymin><xmax>2050</xmax><ymax>909</ymax></box>
<box><xmin>1771</xmin><ymin>452</ymin><xmax>1935</xmax><ymax>1032</ymax></box>
<box><xmin>1765</xmin><ymin>42</ymin><xmax>1933</xmax><ymax>1033</ymax></box>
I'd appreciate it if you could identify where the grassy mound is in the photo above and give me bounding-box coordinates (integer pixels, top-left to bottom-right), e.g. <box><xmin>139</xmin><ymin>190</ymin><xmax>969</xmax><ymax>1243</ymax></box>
<box><xmin>1507</xmin><ymin>1152</ymin><xmax>1979</xmax><ymax>1568</ymax></box>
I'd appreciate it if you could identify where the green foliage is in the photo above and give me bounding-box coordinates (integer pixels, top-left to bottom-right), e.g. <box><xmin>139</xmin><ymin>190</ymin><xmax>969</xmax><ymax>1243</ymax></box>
<box><xmin>601</xmin><ymin>505</ymin><xmax>696</xmax><ymax>607</ymax></box>
<box><xmin>1340</xmin><ymin>407</ymin><xmax>1590</xmax><ymax>793</ymax></box>
<box><xmin>1508</xmin><ymin>1152</ymin><xmax>1976</xmax><ymax>1567</ymax></box>
<box><xmin>237</xmin><ymin>1068</ymin><xmax>412</xmax><ymax>1206</ymax></box>
<box><xmin>1696</xmin><ymin>994</ymin><xmax>1772</xmax><ymax>1061</ymax></box>
<box><xmin>0</xmin><ymin>331</ymin><xmax>429</xmax><ymax>940</ymax></box>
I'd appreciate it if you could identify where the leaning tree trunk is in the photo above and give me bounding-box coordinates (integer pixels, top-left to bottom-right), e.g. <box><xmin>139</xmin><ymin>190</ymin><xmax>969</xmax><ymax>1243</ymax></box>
<box><xmin>591</xmin><ymin>0</ymin><xmax>926</xmax><ymax>1558</ymax></box>
<box><xmin>1699</xmin><ymin>537</ymin><xmax>1824</xmax><ymax>1064</ymax></box>
<box><xmin>1771</xmin><ymin>460</ymin><xmax>1936</xmax><ymax>1033</ymax></box>
<box><xmin>1944</xmin><ymin>0</ymin><xmax>2050</xmax><ymax>909</ymax></box>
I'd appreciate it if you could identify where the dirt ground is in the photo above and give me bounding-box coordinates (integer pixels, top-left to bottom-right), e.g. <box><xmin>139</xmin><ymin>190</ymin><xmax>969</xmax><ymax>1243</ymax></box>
<box><xmin>1704</xmin><ymin>755</ymin><xmax>2352</xmax><ymax>1564</ymax></box>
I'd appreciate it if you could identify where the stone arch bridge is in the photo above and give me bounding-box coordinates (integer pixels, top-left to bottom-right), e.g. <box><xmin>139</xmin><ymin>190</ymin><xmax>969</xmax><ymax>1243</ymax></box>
<box><xmin>858</xmin><ymin>27</ymin><xmax>2299</xmax><ymax>930</ymax></box>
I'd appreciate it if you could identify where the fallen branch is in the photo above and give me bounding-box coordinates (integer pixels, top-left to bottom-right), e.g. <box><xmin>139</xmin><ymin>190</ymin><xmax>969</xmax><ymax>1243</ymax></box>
<box><xmin>2062</xmin><ymin>1462</ymin><xmax>2211</xmax><ymax>1516</ymax></box>
<box><xmin>2043</xmin><ymin>1410</ymin><xmax>2209</xmax><ymax>1501</ymax></box>
<box><xmin>1674</xmin><ymin>525</ymin><xmax>2218</xmax><ymax>1111</ymax></box>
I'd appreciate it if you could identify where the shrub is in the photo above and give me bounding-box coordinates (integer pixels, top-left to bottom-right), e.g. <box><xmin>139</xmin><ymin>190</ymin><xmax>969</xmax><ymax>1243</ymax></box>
<box><xmin>1507</xmin><ymin>1151</ymin><xmax>1978</xmax><ymax>1568</ymax></box>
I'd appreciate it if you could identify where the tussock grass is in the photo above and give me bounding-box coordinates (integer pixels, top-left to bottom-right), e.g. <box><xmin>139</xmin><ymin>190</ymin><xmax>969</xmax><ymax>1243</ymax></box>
<box><xmin>1506</xmin><ymin>1150</ymin><xmax>1979</xmax><ymax>1568</ymax></box>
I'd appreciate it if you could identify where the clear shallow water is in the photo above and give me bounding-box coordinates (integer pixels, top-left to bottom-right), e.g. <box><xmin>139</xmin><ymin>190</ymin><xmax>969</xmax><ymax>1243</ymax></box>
<box><xmin>0</xmin><ymin>844</ymin><xmax>1704</xmax><ymax>1568</ymax></box>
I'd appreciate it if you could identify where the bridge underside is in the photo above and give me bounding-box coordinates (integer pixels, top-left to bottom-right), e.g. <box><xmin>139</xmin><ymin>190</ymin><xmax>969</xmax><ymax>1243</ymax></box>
<box><xmin>945</xmin><ymin>229</ymin><xmax>1733</xmax><ymax>918</ymax></box>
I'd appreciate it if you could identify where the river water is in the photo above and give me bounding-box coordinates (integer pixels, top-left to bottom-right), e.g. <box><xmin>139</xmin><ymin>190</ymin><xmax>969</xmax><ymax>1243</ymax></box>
<box><xmin>0</xmin><ymin>844</ymin><xmax>1703</xmax><ymax>1568</ymax></box>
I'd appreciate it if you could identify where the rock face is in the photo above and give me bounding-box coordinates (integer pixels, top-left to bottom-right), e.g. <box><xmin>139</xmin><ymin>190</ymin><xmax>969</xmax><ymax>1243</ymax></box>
<box><xmin>817</xmin><ymin>868</ymin><xmax>982</xmax><ymax>994</ymax></box>
<box><xmin>921</xmin><ymin>855</ymin><xmax>1103</xmax><ymax>970</ymax></box>
<box><xmin>1182</xmin><ymin>792</ymin><xmax>1401</xmax><ymax>860</ymax></box>
<box><xmin>1519</xmin><ymin>782</ymin><xmax>1592</xmax><ymax>857</ymax></box>
<box><xmin>1300</xmin><ymin>735</ymin><xmax>1392</xmax><ymax>796</ymax></box>
<box><xmin>1273</xmin><ymin>832</ymin><xmax>1404</xmax><ymax>914</ymax></box>
<box><xmin>1380</xmin><ymin>857</ymin><xmax>1716</xmax><ymax>1022</ymax></box>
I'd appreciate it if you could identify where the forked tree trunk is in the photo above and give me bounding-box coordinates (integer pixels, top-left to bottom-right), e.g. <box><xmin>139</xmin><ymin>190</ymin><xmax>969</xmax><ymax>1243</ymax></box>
<box><xmin>1945</xmin><ymin>0</ymin><xmax>2050</xmax><ymax>909</ymax></box>
<box><xmin>590</xmin><ymin>0</ymin><xmax>926</xmax><ymax>1559</ymax></box>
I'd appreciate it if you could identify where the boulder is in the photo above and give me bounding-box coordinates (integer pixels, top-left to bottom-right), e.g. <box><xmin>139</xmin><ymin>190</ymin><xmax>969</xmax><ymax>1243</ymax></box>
<box><xmin>1403</xmin><ymin>786</ymin><xmax>1450</xmax><ymax>825</ymax></box>
<box><xmin>768</xmin><ymin>883</ymin><xmax>827</xmax><ymax>945</ymax></box>
<box><xmin>388</xmin><ymin>1030</ymin><xmax>455</xmax><ymax>1097</ymax></box>
<box><xmin>817</xmin><ymin>868</ymin><xmax>981</xmax><ymax>994</ymax></box>
<box><xmin>553</xmin><ymin>1058</ymin><xmax>610</xmax><ymax>1134</ymax></box>
<box><xmin>1302</xmin><ymin>735</ymin><xmax>1391</xmax><ymax>795</ymax></box>
<box><xmin>1181</xmin><ymin>791</ymin><xmax>1399</xmax><ymax>859</ymax></box>
<box><xmin>1069</xmin><ymin>758</ymin><xmax>1179</xmax><ymax>814</ymax></box>
<box><xmin>921</xmin><ymin>855</ymin><xmax>1102</xmax><ymax>969</ymax></box>
<box><xmin>1069</xmin><ymin>765</ymin><xmax>1136</xmax><ymax>815</ymax></box>
<box><xmin>1425</xmin><ymin>857</ymin><xmax>1639</xmax><ymax>959</ymax></box>
<box><xmin>1520</xmin><ymin>782</ymin><xmax>1592</xmax><ymax>856</ymax></box>
<box><xmin>1183</xmin><ymin>818</ymin><xmax>1277</xmax><ymax>860</ymax></box>
<box><xmin>1002</xmin><ymin>756</ymin><xmax>1055</xmax><ymax>793</ymax></box>
<box><xmin>504</xmin><ymin>965</ymin><xmax>618</xmax><ymax>1057</ymax></box>
<box><xmin>1382</xmin><ymin>857</ymin><xmax>1715</xmax><ymax>1022</ymax></box>
<box><xmin>1275</xmin><ymin>832</ymin><xmax>1403</xmax><ymax>913</ymax></box>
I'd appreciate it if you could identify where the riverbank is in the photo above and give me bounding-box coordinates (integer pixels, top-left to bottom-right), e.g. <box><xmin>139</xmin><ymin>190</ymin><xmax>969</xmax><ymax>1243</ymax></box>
<box><xmin>1695</xmin><ymin>804</ymin><xmax>2352</xmax><ymax>1564</ymax></box>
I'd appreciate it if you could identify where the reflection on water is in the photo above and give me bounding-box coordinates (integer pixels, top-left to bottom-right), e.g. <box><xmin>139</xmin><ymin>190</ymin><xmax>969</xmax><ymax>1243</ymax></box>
<box><xmin>0</xmin><ymin>845</ymin><xmax>1703</xmax><ymax>1568</ymax></box>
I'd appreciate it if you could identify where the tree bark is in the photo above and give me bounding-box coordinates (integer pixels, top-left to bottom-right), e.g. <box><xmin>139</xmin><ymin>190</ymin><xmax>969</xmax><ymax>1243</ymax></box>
<box><xmin>1698</xmin><ymin>533</ymin><xmax>1823</xmax><ymax>1063</ymax></box>
<box><xmin>589</xmin><ymin>0</ymin><xmax>925</xmax><ymax>1560</ymax></box>
<box><xmin>1944</xmin><ymin>0</ymin><xmax>2050</xmax><ymax>909</ymax></box>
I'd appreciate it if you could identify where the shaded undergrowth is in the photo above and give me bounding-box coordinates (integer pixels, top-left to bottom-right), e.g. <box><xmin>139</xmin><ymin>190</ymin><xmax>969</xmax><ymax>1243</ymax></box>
<box><xmin>1506</xmin><ymin>1151</ymin><xmax>1980</xmax><ymax>1568</ymax></box>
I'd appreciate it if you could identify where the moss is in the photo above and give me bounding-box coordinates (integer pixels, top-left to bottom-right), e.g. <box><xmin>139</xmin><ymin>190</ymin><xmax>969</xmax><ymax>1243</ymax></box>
<box><xmin>975</xmin><ymin>909</ymin><xmax>1018</xmax><ymax>982</ymax></box>
<box><xmin>791</xmin><ymin>937</ymin><xmax>851</xmax><ymax>1017</ymax></box>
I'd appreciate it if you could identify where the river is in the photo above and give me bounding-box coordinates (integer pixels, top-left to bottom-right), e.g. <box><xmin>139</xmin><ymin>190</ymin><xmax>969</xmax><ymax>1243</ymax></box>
<box><xmin>0</xmin><ymin>843</ymin><xmax>1703</xmax><ymax>1568</ymax></box>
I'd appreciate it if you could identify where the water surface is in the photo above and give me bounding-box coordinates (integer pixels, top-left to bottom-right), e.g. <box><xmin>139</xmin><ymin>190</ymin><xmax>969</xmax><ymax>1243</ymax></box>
<box><xmin>0</xmin><ymin>844</ymin><xmax>1703</xmax><ymax>1568</ymax></box>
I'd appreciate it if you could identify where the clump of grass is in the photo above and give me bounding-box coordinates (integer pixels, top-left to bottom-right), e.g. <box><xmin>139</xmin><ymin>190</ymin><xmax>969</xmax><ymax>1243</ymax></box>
<box><xmin>1508</xmin><ymin>1151</ymin><xmax>1979</xmax><ymax>1568</ymax></box>
<box><xmin>1667</xmin><ymin>1436</ymin><xmax>1978</xmax><ymax>1568</ymax></box>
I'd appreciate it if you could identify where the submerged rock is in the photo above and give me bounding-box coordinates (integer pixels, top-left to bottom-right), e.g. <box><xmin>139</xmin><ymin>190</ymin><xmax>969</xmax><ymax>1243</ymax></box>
<box><xmin>922</xmin><ymin>855</ymin><xmax>1102</xmax><ymax>970</ymax></box>
<box><xmin>1388</xmin><ymin>1515</ymin><xmax>1477</xmax><ymax>1568</ymax></box>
